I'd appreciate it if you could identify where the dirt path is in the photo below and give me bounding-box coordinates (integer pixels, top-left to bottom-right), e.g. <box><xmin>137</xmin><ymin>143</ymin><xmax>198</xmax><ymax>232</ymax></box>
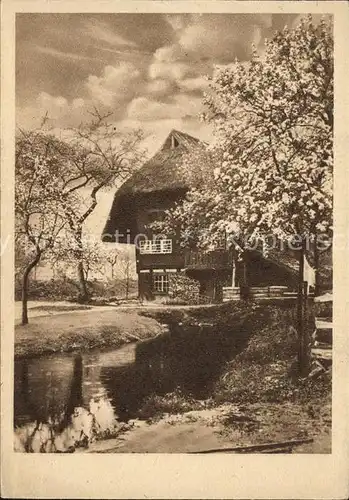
<box><xmin>15</xmin><ymin>300</ymin><xmax>221</xmax><ymax>325</ymax></box>
<box><xmin>80</xmin><ymin>401</ymin><xmax>331</xmax><ymax>454</ymax></box>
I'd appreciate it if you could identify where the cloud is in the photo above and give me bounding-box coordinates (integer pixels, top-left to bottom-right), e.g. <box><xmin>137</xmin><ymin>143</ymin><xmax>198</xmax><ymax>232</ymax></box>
<box><xmin>85</xmin><ymin>62</ymin><xmax>141</xmax><ymax>107</ymax></box>
<box><xmin>17</xmin><ymin>92</ymin><xmax>91</xmax><ymax>130</ymax></box>
<box><xmin>178</xmin><ymin>76</ymin><xmax>209</xmax><ymax>92</ymax></box>
<box><xmin>148</xmin><ymin>60</ymin><xmax>191</xmax><ymax>82</ymax></box>
<box><xmin>127</xmin><ymin>94</ymin><xmax>203</xmax><ymax>122</ymax></box>
<box><xmin>164</xmin><ymin>14</ymin><xmax>190</xmax><ymax>33</ymax></box>
<box><xmin>34</xmin><ymin>45</ymin><xmax>100</xmax><ymax>62</ymax></box>
<box><xmin>178</xmin><ymin>15</ymin><xmax>270</xmax><ymax>62</ymax></box>
<box><xmin>17</xmin><ymin>60</ymin><xmax>145</xmax><ymax>129</ymax></box>
<box><xmin>145</xmin><ymin>14</ymin><xmax>273</xmax><ymax>113</ymax></box>
<box><xmin>146</xmin><ymin>79</ymin><xmax>174</xmax><ymax>97</ymax></box>
<box><xmin>150</xmin><ymin>14</ymin><xmax>273</xmax><ymax>76</ymax></box>
<box><xmin>85</xmin><ymin>20</ymin><xmax>136</xmax><ymax>47</ymax></box>
<box><xmin>93</xmin><ymin>45</ymin><xmax>151</xmax><ymax>59</ymax></box>
<box><xmin>153</xmin><ymin>44</ymin><xmax>185</xmax><ymax>63</ymax></box>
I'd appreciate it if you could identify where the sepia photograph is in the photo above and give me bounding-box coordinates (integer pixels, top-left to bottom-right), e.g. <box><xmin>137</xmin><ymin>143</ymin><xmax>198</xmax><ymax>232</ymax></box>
<box><xmin>1</xmin><ymin>1</ymin><xmax>349</xmax><ymax>498</ymax></box>
<box><xmin>13</xmin><ymin>11</ymin><xmax>334</xmax><ymax>454</ymax></box>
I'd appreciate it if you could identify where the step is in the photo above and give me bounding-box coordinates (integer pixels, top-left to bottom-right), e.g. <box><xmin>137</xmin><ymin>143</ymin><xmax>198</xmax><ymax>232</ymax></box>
<box><xmin>315</xmin><ymin>319</ymin><xmax>333</xmax><ymax>330</ymax></box>
<box><xmin>311</xmin><ymin>347</ymin><xmax>332</xmax><ymax>362</ymax></box>
<box><xmin>314</xmin><ymin>292</ymin><xmax>333</xmax><ymax>303</ymax></box>
<box><xmin>314</xmin><ymin>330</ymin><xmax>332</xmax><ymax>345</ymax></box>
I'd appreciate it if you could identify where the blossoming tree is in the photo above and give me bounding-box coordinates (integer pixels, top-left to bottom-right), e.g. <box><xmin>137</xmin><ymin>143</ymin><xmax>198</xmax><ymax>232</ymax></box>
<box><xmin>47</xmin><ymin>110</ymin><xmax>145</xmax><ymax>302</ymax></box>
<box><xmin>159</xmin><ymin>16</ymin><xmax>333</xmax><ymax>375</ymax></box>
<box><xmin>16</xmin><ymin>111</ymin><xmax>145</xmax><ymax>321</ymax></box>
<box><xmin>15</xmin><ymin>131</ymin><xmax>67</xmax><ymax>324</ymax></box>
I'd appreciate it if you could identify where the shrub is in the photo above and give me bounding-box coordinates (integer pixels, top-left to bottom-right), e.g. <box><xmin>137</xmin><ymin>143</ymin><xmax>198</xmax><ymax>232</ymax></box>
<box><xmin>235</xmin><ymin>306</ymin><xmax>298</xmax><ymax>364</ymax></box>
<box><xmin>211</xmin><ymin>303</ymin><xmax>329</xmax><ymax>405</ymax></box>
<box><xmin>14</xmin><ymin>277</ymin><xmax>138</xmax><ymax>302</ymax></box>
<box><xmin>314</xmin><ymin>297</ymin><xmax>332</xmax><ymax>319</ymax></box>
<box><xmin>136</xmin><ymin>388</ymin><xmax>204</xmax><ymax>421</ymax></box>
<box><xmin>167</xmin><ymin>273</ymin><xmax>201</xmax><ymax>305</ymax></box>
<box><xmin>14</xmin><ymin>278</ymin><xmax>78</xmax><ymax>301</ymax></box>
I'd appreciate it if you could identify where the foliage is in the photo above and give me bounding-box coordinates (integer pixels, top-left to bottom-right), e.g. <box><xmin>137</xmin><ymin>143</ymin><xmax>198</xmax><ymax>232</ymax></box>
<box><xmin>16</xmin><ymin>110</ymin><xmax>145</xmax><ymax>310</ymax></box>
<box><xmin>137</xmin><ymin>388</ymin><xmax>205</xmax><ymax>421</ymax></box>
<box><xmin>136</xmin><ymin>302</ymin><xmax>330</xmax><ymax>418</ymax></box>
<box><xmin>48</xmin><ymin>235</ymin><xmax>105</xmax><ymax>281</ymax></box>
<box><xmin>50</xmin><ymin>109</ymin><xmax>144</xmax><ymax>252</ymax></box>
<box><xmin>15</xmin><ymin>130</ymin><xmax>71</xmax><ymax>322</ymax></box>
<box><xmin>212</xmin><ymin>304</ymin><xmax>329</xmax><ymax>405</ymax></box>
<box><xmin>15</xmin><ymin>131</ymin><xmax>67</xmax><ymax>256</ymax></box>
<box><xmin>166</xmin><ymin>273</ymin><xmax>201</xmax><ymax>305</ymax></box>
<box><xmin>42</xmin><ymin>111</ymin><xmax>144</xmax><ymax>301</ymax></box>
<box><xmin>157</xmin><ymin>16</ymin><xmax>333</xmax><ymax>256</ymax></box>
<box><xmin>314</xmin><ymin>299</ymin><xmax>332</xmax><ymax>319</ymax></box>
<box><xmin>14</xmin><ymin>277</ymin><xmax>138</xmax><ymax>302</ymax></box>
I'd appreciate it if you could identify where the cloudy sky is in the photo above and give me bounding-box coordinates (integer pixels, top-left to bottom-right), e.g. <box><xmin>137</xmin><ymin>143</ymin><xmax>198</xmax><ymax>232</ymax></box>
<box><xmin>16</xmin><ymin>13</ymin><xmax>311</xmax><ymax>151</ymax></box>
<box><xmin>15</xmin><ymin>12</ymin><xmax>312</xmax><ymax>238</ymax></box>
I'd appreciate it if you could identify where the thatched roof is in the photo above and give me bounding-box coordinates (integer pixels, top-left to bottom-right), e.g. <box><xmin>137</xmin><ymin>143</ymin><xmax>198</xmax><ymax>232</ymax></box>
<box><xmin>118</xmin><ymin>129</ymin><xmax>199</xmax><ymax>195</ymax></box>
<box><xmin>102</xmin><ymin>130</ymin><xmax>200</xmax><ymax>242</ymax></box>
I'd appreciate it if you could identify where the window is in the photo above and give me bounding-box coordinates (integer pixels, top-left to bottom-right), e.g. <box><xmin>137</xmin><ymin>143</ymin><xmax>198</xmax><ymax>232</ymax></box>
<box><xmin>139</xmin><ymin>239</ymin><xmax>172</xmax><ymax>254</ymax></box>
<box><xmin>153</xmin><ymin>274</ymin><xmax>169</xmax><ymax>293</ymax></box>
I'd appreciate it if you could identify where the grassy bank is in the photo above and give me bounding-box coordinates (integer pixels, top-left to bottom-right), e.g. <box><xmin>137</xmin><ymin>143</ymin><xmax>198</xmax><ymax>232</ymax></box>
<box><xmin>15</xmin><ymin>308</ymin><xmax>165</xmax><ymax>358</ymax></box>
<box><xmin>14</xmin><ymin>300</ymin><xmax>331</xmax><ymax>453</ymax></box>
<box><xmin>14</xmin><ymin>300</ymin><xmax>265</xmax><ymax>359</ymax></box>
<box><xmin>129</xmin><ymin>303</ymin><xmax>331</xmax><ymax>452</ymax></box>
<box><xmin>136</xmin><ymin>302</ymin><xmax>329</xmax><ymax>413</ymax></box>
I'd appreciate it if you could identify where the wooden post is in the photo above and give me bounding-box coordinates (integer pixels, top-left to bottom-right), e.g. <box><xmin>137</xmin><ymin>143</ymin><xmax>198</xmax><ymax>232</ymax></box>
<box><xmin>240</xmin><ymin>252</ymin><xmax>250</xmax><ymax>300</ymax></box>
<box><xmin>232</xmin><ymin>258</ymin><xmax>236</xmax><ymax>288</ymax></box>
<box><xmin>297</xmin><ymin>238</ymin><xmax>310</xmax><ymax>377</ymax></box>
<box><xmin>303</xmin><ymin>280</ymin><xmax>311</xmax><ymax>375</ymax></box>
<box><xmin>297</xmin><ymin>239</ymin><xmax>304</xmax><ymax>374</ymax></box>
<box><xmin>313</xmin><ymin>234</ymin><xmax>320</xmax><ymax>296</ymax></box>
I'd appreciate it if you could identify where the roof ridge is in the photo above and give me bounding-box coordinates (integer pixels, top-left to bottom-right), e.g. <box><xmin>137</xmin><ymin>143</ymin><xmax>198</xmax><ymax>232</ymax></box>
<box><xmin>171</xmin><ymin>129</ymin><xmax>200</xmax><ymax>140</ymax></box>
<box><xmin>158</xmin><ymin>129</ymin><xmax>200</xmax><ymax>151</ymax></box>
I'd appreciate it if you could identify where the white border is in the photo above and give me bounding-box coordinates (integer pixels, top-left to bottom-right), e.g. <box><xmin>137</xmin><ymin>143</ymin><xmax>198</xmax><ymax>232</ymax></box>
<box><xmin>1</xmin><ymin>2</ymin><xmax>349</xmax><ymax>499</ymax></box>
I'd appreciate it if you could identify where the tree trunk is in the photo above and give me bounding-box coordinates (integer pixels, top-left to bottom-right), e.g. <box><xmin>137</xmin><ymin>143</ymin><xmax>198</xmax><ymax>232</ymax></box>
<box><xmin>313</xmin><ymin>235</ymin><xmax>320</xmax><ymax>296</ymax></box>
<box><xmin>125</xmin><ymin>271</ymin><xmax>129</xmax><ymax>300</ymax></box>
<box><xmin>21</xmin><ymin>254</ymin><xmax>41</xmax><ymax>325</ymax></box>
<box><xmin>240</xmin><ymin>252</ymin><xmax>250</xmax><ymax>300</ymax></box>
<box><xmin>297</xmin><ymin>238</ymin><xmax>310</xmax><ymax>377</ymax></box>
<box><xmin>77</xmin><ymin>259</ymin><xmax>89</xmax><ymax>303</ymax></box>
<box><xmin>21</xmin><ymin>271</ymin><xmax>30</xmax><ymax>326</ymax></box>
<box><xmin>231</xmin><ymin>250</ymin><xmax>237</xmax><ymax>287</ymax></box>
<box><xmin>75</xmin><ymin>227</ymin><xmax>89</xmax><ymax>303</ymax></box>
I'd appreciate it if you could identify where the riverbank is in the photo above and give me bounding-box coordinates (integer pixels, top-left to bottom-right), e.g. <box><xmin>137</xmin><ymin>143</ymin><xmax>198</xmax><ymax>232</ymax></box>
<box><xmin>80</xmin><ymin>300</ymin><xmax>331</xmax><ymax>454</ymax></box>
<box><xmin>14</xmin><ymin>300</ymin><xmax>331</xmax><ymax>453</ymax></box>
<box><xmin>14</xmin><ymin>300</ymin><xmax>261</xmax><ymax>359</ymax></box>
<box><xmin>15</xmin><ymin>307</ymin><xmax>165</xmax><ymax>358</ymax></box>
<box><xmin>79</xmin><ymin>398</ymin><xmax>331</xmax><ymax>454</ymax></box>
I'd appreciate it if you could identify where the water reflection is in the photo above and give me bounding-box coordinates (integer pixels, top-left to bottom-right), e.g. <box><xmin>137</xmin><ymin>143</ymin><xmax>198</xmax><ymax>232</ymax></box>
<box><xmin>14</xmin><ymin>322</ymin><xmax>249</xmax><ymax>452</ymax></box>
<box><xmin>14</xmin><ymin>345</ymin><xmax>136</xmax><ymax>452</ymax></box>
<box><xmin>101</xmin><ymin>324</ymin><xmax>247</xmax><ymax>420</ymax></box>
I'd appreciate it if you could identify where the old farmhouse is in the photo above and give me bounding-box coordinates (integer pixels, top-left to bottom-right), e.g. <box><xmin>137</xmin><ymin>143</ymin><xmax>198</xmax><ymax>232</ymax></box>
<box><xmin>102</xmin><ymin>129</ymin><xmax>305</xmax><ymax>302</ymax></box>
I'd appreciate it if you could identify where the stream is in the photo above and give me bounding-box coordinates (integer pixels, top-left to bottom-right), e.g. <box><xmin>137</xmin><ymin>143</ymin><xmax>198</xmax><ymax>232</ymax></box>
<box><xmin>14</xmin><ymin>322</ymin><xmax>247</xmax><ymax>452</ymax></box>
<box><xmin>14</xmin><ymin>344</ymin><xmax>136</xmax><ymax>427</ymax></box>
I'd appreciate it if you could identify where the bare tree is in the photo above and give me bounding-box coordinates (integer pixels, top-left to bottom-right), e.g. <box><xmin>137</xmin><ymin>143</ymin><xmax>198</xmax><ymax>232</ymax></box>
<box><xmin>103</xmin><ymin>247</ymin><xmax>119</xmax><ymax>279</ymax></box>
<box><xmin>118</xmin><ymin>252</ymin><xmax>136</xmax><ymax>300</ymax></box>
<box><xmin>48</xmin><ymin>109</ymin><xmax>145</xmax><ymax>302</ymax></box>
